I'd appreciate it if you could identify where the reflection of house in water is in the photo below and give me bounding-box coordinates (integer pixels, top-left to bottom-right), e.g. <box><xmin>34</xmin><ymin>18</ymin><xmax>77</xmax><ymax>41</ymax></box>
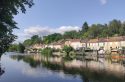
<box><xmin>30</xmin><ymin>55</ymin><xmax>125</xmax><ymax>78</ymax></box>
<box><xmin>10</xmin><ymin>54</ymin><xmax>125</xmax><ymax>82</ymax></box>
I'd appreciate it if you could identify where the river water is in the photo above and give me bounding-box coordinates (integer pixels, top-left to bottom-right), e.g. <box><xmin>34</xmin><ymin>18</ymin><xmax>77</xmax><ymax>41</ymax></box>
<box><xmin>0</xmin><ymin>52</ymin><xmax>125</xmax><ymax>82</ymax></box>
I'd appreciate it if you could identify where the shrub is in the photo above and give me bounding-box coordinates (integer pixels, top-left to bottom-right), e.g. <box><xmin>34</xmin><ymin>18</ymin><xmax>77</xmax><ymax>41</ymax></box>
<box><xmin>18</xmin><ymin>43</ymin><xmax>25</xmax><ymax>53</ymax></box>
<box><xmin>62</xmin><ymin>45</ymin><xmax>74</xmax><ymax>55</ymax></box>
<box><xmin>41</xmin><ymin>47</ymin><xmax>53</xmax><ymax>56</ymax></box>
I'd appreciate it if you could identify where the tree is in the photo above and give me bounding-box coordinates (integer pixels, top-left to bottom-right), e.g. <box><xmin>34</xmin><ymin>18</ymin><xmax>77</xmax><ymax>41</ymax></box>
<box><xmin>8</xmin><ymin>44</ymin><xmax>18</xmax><ymax>52</ymax></box>
<box><xmin>108</xmin><ymin>19</ymin><xmax>121</xmax><ymax>36</ymax></box>
<box><xmin>62</xmin><ymin>45</ymin><xmax>74</xmax><ymax>55</ymax></box>
<box><xmin>84</xmin><ymin>24</ymin><xmax>101</xmax><ymax>38</ymax></box>
<box><xmin>31</xmin><ymin>35</ymin><xmax>42</xmax><ymax>44</ymax></box>
<box><xmin>81</xmin><ymin>22</ymin><xmax>89</xmax><ymax>33</ymax></box>
<box><xmin>0</xmin><ymin>0</ymin><xmax>34</xmax><ymax>54</ymax></box>
<box><xmin>18</xmin><ymin>43</ymin><xmax>25</xmax><ymax>53</ymax></box>
<box><xmin>63</xmin><ymin>30</ymin><xmax>80</xmax><ymax>39</ymax></box>
<box><xmin>23</xmin><ymin>39</ymin><xmax>32</xmax><ymax>47</ymax></box>
<box><xmin>119</xmin><ymin>22</ymin><xmax>125</xmax><ymax>36</ymax></box>
<box><xmin>43</xmin><ymin>33</ymin><xmax>63</xmax><ymax>44</ymax></box>
<box><xmin>23</xmin><ymin>35</ymin><xmax>42</xmax><ymax>47</ymax></box>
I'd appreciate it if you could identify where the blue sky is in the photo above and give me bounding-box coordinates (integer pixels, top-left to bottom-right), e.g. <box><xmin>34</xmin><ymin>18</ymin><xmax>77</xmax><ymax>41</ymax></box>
<box><xmin>14</xmin><ymin>0</ymin><xmax>125</xmax><ymax>42</ymax></box>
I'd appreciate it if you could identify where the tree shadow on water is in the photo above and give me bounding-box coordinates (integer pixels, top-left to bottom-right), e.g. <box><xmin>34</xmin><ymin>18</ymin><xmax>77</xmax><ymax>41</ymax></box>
<box><xmin>0</xmin><ymin>53</ymin><xmax>5</xmax><ymax>77</ymax></box>
<box><xmin>0</xmin><ymin>63</ymin><xmax>5</xmax><ymax>78</ymax></box>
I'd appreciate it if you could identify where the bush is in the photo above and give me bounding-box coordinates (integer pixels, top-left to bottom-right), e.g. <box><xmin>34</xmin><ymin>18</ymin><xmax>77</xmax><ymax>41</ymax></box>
<box><xmin>18</xmin><ymin>43</ymin><xmax>25</xmax><ymax>53</ymax></box>
<box><xmin>62</xmin><ymin>45</ymin><xmax>74</xmax><ymax>55</ymax></box>
<box><xmin>41</xmin><ymin>47</ymin><xmax>53</xmax><ymax>56</ymax></box>
<box><xmin>8</xmin><ymin>44</ymin><xmax>18</xmax><ymax>52</ymax></box>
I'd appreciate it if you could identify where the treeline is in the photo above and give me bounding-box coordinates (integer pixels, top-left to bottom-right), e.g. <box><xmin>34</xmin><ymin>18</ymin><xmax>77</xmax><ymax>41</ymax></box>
<box><xmin>81</xmin><ymin>19</ymin><xmax>125</xmax><ymax>38</ymax></box>
<box><xmin>39</xmin><ymin>19</ymin><xmax>125</xmax><ymax>44</ymax></box>
<box><xmin>8</xmin><ymin>43</ymin><xmax>25</xmax><ymax>53</ymax></box>
<box><xmin>9</xmin><ymin>19</ymin><xmax>125</xmax><ymax>51</ymax></box>
<box><xmin>24</xmin><ymin>19</ymin><xmax>125</xmax><ymax>45</ymax></box>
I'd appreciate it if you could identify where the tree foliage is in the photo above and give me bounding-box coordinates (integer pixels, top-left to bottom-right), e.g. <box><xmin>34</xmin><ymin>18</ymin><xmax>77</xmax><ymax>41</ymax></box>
<box><xmin>18</xmin><ymin>43</ymin><xmax>25</xmax><ymax>53</ymax></box>
<box><xmin>62</xmin><ymin>45</ymin><xmax>74</xmax><ymax>55</ymax></box>
<box><xmin>0</xmin><ymin>0</ymin><xmax>34</xmax><ymax>54</ymax></box>
<box><xmin>81</xmin><ymin>22</ymin><xmax>89</xmax><ymax>33</ymax></box>
<box><xmin>63</xmin><ymin>30</ymin><xmax>80</xmax><ymax>39</ymax></box>
<box><xmin>82</xmin><ymin>19</ymin><xmax>125</xmax><ymax>38</ymax></box>
<box><xmin>41</xmin><ymin>47</ymin><xmax>53</xmax><ymax>56</ymax></box>
<box><xmin>43</xmin><ymin>33</ymin><xmax>63</xmax><ymax>44</ymax></box>
<box><xmin>23</xmin><ymin>19</ymin><xmax>125</xmax><ymax>47</ymax></box>
<box><xmin>8</xmin><ymin>43</ymin><xmax>25</xmax><ymax>53</ymax></box>
<box><xmin>23</xmin><ymin>35</ymin><xmax>42</xmax><ymax>47</ymax></box>
<box><xmin>8</xmin><ymin>44</ymin><xmax>18</xmax><ymax>52</ymax></box>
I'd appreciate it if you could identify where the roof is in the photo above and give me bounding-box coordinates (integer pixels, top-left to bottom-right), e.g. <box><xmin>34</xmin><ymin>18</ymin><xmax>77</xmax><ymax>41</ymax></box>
<box><xmin>52</xmin><ymin>39</ymin><xmax>66</xmax><ymax>45</ymax></box>
<box><xmin>107</xmin><ymin>36</ymin><xmax>124</xmax><ymax>42</ymax></box>
<box><xmin>88</xmin><ymin>39</ymin><xmax>99</xmax><ymax>43</ymax></box>
<box><xmin>70</xmin><ymin>39</ymin><xmax>81</xmax><ymax>42</ymax></box>
<box><xmin>49</xmin><ymin>36</ymin><xmax>125</xmax><ymax>45</ymax></box>
<box><xmin>98</xmin><ymin>38</ymin><xmax>107</xmax><ymax>42</ymax></box>
<box><xmin>86</xmin><ymin>36</ymin><xmax>125</xmax><ymax>43</ymax></box>
<box><xmin>81</xmin><ymin>39</ymin><xmax>89</xmax><ymax>43</ymax></box>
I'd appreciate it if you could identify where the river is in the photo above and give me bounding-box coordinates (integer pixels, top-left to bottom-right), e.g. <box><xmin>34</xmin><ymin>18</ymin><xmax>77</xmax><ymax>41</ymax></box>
<box><xmin>0</xmin><ymin>52</ymin><xmax>125</xmax><ymax>82</ymax></box>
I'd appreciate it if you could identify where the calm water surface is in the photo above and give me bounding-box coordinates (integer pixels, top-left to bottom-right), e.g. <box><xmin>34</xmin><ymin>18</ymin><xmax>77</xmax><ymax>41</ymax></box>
<box><xmin>0</xmin><ymin>52</ymin><xmax>125</xmax><ymax>82</ymax></box>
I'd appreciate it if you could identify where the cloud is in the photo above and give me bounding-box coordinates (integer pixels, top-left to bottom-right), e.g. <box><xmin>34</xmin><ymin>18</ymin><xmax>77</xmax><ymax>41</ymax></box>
<box><xmin>57</xmin><ymin>26</ymin><xmax>80</xmax><ymax>34</ymax></box>
<box><xmin>24</xmin><ymin>26</ymin><xmax>52</xmax><ymax>38</ymax></box>
<box><xmin>99</xmin><ymin>0</ymin><xmax>107</xmax><ymax>5</ymax></box>
<box><xmin>15</xmin><ymin>25</ymin><xmax>80</xmax><ymax>42</ymax></box>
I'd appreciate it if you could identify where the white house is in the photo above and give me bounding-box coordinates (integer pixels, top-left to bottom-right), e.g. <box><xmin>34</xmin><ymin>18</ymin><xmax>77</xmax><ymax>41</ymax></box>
<box><xmin>69</xmin><ymin>39</ymin><xmax>82</xmax><ymax>50</ymax></box>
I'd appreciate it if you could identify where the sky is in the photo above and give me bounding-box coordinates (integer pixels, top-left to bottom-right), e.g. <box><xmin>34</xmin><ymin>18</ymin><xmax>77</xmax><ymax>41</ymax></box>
<box><xmin>14</xmin><ymin>0</ymin><xmax>125</xmax><ymax>42</ymax></box>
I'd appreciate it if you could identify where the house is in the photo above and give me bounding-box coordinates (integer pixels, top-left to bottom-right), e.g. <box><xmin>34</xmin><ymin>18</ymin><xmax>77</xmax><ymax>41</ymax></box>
<box><xmin>120</xmin><ymin>36</ymin><xmax>125</xmax><ymax>48</ymax></box>
<box><xmin>87</xmin><ymin>39</ymin><xmax>99</xmax><ymax>50</ymax></box>
<box><xmin>31</xmin><ymin>36</ymin><xmax>125</xmax><ymax>51</ymax></box>
<box><xmin>48</xmin><ymin>43</ymin><xmax>54</xmax><ymax>48</ymax></box>
<box><xmin>86</xmin><ymin>36</ymin><xmax>125</xmax><ymax>50</ymax></box>
<box><xmin>64</xmin><ymin>39</ymin><xmax>72</xmax><ymax>46</ymax></box>
<box><xmin>69</xmin><ymin>39</ymin><xmax>82</xmax><ymax>50</ymax></box>
<box><xmin>53</xmin><ymin>40</ymin><xmax>65</xmax><ymax>49</ymax></box>
<box><xmin>80</xmin><ymin>39</ymin><xmax>89</xmax><ymax>48</ymax></box>
<box><xmin>98</xmin><ymin>38</ymin><xmax>108</xmax><ymax>50</ymax></box>
<box><xmin>32</xmin><ymin>43</ymin><xmax>43</xmax><ymax>49</ymax></box>
<box><xmin>105</xmin><ymin>36</ymin><xmax>124</xmax><ymax>50</ymax></box>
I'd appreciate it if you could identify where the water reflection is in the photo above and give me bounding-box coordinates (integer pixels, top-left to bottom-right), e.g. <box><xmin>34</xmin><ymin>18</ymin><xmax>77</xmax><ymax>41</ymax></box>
<box><xmin>10</xmin><ymin>54</ymin><xmax>125</xmax><ymax>82</ymax></box>
<box><xmin>0</xmin><ymin>65</ymin><xmax>5</xmax><ymax>77</ymax></box>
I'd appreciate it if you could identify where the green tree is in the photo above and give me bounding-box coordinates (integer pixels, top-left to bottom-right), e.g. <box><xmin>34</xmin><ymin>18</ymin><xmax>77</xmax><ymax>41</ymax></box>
<box><xmin>119</xmin><ymin>22</ymin><xmax>125</xmax><ymax>36</ymax></box>
<box><xmin>23</xmin><ymin>35</ymin><xmax>42</xmax><ymax>47</ymax></box>
<box><xmin>62</xmin><ymin>45</ymin><xmax>74</xmax><ymax>55</ymax></box>
<box><xmin>108</xmin><ymin>19</ymin><xmax>122</xmax><ymax>36</ymax></box>
<box><xmin>18</xmin><ymin>43</ymin><xmax>25</xmax><ymax>53</ymax></box>
<box><xmin>43</xmin><ymin>33</ymin><xmax>62</xmax><ymax>44</ymax></box>
<box><xmin>85</xmin><ymin>24</ymin><xmax>101</xmax><ymax>38</ymax></box>
<box><xmin>0</xmin><ymin>0</ymin><xmax>34</xmax><ymax>54</ymax></box>
<box><xmin>63</xmin><ymin>30</ymin><xmax>80</xmax><ymax>39</ymax></box>
<box><xmin>31</xmin><ymin>35</ymin><xmax>42</xmax><ymax>44</ymax></box>
<box><xmin>23</xmin><ymin>39</ymin><xmax>32</xmax><ymax>47</ymax></box>
<box><xmin>8</xmin><ymin>44</ymin><xmax>18</xmax><ymax>52</ymax></box>
<box><xmin>81</xmin><ymin>22</ymin><xmax>89</xmax><ymax>33</ymax></box>
<box><xmin>41</xmin><ymin>47</ymin><xmax>53</xmax><ymax>56</ymax></box>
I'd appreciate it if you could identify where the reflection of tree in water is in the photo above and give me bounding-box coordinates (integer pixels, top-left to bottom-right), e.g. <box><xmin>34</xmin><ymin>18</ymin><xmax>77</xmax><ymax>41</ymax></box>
<box><xmin>0</xmin><ymin>54</ymin><xmax>5</xmax><ymax>77</ymax></box>
<box><xmin>11</xmin><ymin>55</ymin><xmax>125</xmax><ymax>82</ymax></box>
<box><xmin>11</xmin><ymin>55</ymin><xmax>41</xmax><ymax>68</ymax></box>
<box><xmin>40</xmin><ymin>59</ymin><xmax>125</xmax><ymax>82</ymax></box>
<box><xmin>0</xmin><ymin>63</ymin><xmax>5</xmax><ymax>77</ymax></box>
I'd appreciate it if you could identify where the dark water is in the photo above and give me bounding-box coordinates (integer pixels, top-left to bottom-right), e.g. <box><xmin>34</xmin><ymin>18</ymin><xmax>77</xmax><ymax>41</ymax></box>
<box><xmin>0</xmin><ymin>52</ymin><xmax>125</xmax><ymax>82</ymax></box>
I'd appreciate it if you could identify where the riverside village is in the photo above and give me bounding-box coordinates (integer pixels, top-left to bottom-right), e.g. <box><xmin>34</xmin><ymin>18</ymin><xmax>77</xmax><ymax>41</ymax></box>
<box><xmin>27</xmin><ymin>36</ymin><xmax>125</xmax><ymax>59</ymax></box>
<box><xmin>1</xmin><ymin>0</ymin><xmax>125</xmax><ymax>82</ymax></box>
